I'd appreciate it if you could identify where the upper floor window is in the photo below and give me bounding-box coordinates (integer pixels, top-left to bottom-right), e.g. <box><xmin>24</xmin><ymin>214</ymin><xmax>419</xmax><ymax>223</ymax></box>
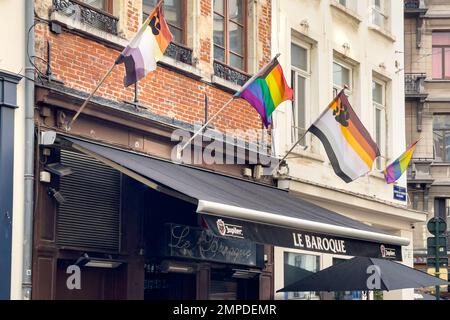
<box><xmin>372</xmin><ymin>0</ymin><xmax>387</xmax><ymax>29</ymax></box>
<box><xmin>373</xmin><ymin>79</ymin><xmax>386</xmax><ymax>169</ymax></box>
<box><xmin>291</xmin><ymin>41</ymin><xmax>310</xmax><ymax>146</ymax></box>
<box><xmin>433</xmin><ymin>114</ymin><xmax>450</xmax><ymax>162</ymax></box>
<box><xmin>213</xmin><ymin>0</ymin><xmax>247</xmax><ymax>71</ymax></box>
<box><xmin>82</xmin><ymin>0</ymin><xmax>113</xmax><ymax>13</ymax></box>
<box><xmin>143</xmin><ymin>0</ymin><xmax>185</xmax><ymax>44</ymax></box>
<box><xmin>432</xmin><ymin>32</ymin><xmax>450</xmax><ymax>80</ymax></box>
<box><xmin>333</xmin><ymin>61</ymin><xmax>352</xmax><ymax>96</ymax></box>
<box><xmin>338</xmin><ymin>0</ymin><xmax>356</xmax><ymax>11</ymax></box>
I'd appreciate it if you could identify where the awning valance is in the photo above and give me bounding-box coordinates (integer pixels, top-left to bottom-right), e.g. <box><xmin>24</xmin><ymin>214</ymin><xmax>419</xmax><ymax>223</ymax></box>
<box><xmin>48</xmin><ymin>133</ymin><xmax>410</xmax><ymax>260</ymax></box>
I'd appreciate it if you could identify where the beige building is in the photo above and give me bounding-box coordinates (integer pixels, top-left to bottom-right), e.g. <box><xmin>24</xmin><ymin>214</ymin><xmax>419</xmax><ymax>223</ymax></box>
<box><xmin>404</xmin><ymin>0</ymin><xmax>450</xmax><ymax>284</ymax></box>
<box><xmin>272</xmin><ymin>0</ymin><xmax>427</xmax><ymax>300</ymax></box>
<box><xmin>0</xmin><ymin>0</ymin><xmax>26</xmax><ymax>299</ymax></box>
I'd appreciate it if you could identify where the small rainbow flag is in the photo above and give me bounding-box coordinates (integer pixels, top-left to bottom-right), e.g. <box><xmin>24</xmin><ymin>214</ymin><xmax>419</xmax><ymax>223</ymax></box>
<box><xmin>383</xmin><ymin>141</ymin><xmax>419</xmax><ymax>184</ymax></box>
<box><xmin>235</xmin><ymin>57</ymin><xmax>293</xmax><ymax>128</ymax></box>
<box><xmin>116</xmin><ymin>2</ymin><xmax>173</xmax><ymax>87</ymax></box>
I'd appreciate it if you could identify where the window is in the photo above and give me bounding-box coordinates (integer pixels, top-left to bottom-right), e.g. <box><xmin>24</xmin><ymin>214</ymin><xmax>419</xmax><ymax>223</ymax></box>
<box><xmin>82</xmin><ymin>0</ymin><xmax>113</xmax><ymax>13</ymax></box>
<box><xmin>433</xmin><ymin>114</ymin><xmax>450</xmax><ymax>162</ymax></box>
<box><xmin>333</xmin><ymin>61</ymin><xmax>352</xmax><ymax>97</ymax></box>
<box><xmin>338</xmin><ymin>0</ymin><xmax>356</xmax><ymax>11</ymax></box>
<box><xmin>144</xmin><ymin>0</ymin><xmax>185</xmax><ymax>44</ymax></box>
<box><xmin>291</xmin><ymin>42</ymin><xmax>310</xmax><ymax>146</ymax></box>
<box><xmin>372</xmin><ymin>0</ymin><xmax>386</xmax><ymax>29</ymax></box>
<box><xmin>214</xmin><ymin>0</ymin><xmax>247</xmax><ymax>71</ymax></box>
<box><xmin>283</xmin><ymin>252</ymin><xmax>320</xmax><ymax>300</ymax></box>
<box><xmin>373</xmin><ymin>79</ymin><xmax>386</xmax><ymax>169</ymax></box>
<box><xmin>432</xmin><ymin>32</ymin><xmax>450</xmax><ymax>80</ymax></box>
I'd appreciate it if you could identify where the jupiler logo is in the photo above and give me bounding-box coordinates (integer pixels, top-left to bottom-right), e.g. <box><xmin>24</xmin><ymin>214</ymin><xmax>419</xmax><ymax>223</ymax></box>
<box><xmin>216</xmin><ymin>219</ymin><xmax>244</xmax><ymax>239</ymax></box>
<box><xmin>380</xmin><ymin>245</ymin><xmax>396</xmax><ymax>259</ymax></box>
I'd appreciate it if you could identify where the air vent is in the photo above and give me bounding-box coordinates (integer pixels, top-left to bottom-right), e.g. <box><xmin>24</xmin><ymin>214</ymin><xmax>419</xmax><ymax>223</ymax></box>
<box><xmin>56</xmin><ymin>150</ymin><xmax>121</xmax><ymax>252</ymax></box>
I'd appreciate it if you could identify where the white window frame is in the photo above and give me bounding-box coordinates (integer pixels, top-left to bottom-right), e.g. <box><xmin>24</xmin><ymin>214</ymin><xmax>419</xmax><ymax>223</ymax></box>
<box><xmin>372</xmin><ymin>78</ymin><xmax>386</xmax><ymax>170</ymax></box>
<box><xmin>333</xmin><ymin>59</ymin><xmax>353</xmax><ymax>98</ymax></box>
<box><xmin>338</xmin><ymin>0</ymin><xmax>357</xmax><ymax>12</ymax></box>
<box><xmin>291</xmin><ymin>40</ymin><xmax>311</xmax><ymax>148</ymax></box>
<box><xmin>282</xmin><ymin>249</ymin><xmax>321</xmax><ymax>301</ymax></box>
<box><xmin>372</xmin><ymin>0</ymin><xmax>387</xmax><ymax>29</ymax></box>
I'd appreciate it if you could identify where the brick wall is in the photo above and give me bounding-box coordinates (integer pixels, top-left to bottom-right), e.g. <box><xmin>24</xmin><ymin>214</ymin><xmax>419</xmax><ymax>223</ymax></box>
<box><xmin>34</xmin><ymin>0</ymin><xmax>272</xmax><ymax>136</ymax></box>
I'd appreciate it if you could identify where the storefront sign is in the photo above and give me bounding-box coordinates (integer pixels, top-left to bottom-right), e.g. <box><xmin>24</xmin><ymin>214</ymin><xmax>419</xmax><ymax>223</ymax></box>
<box><xmin>393</xmin><ymin>185</ymin><xmax>407</xmax><ymax>202</ymax></box>
<box><xmin>164</xmin><ymin>224</ymin><xmax>262</xmax><ymax>267</ymax></box>
<box><xmin>202</xmin><ymin>215</ymin><xmax>402</xmax><ymax>261</ymax></box>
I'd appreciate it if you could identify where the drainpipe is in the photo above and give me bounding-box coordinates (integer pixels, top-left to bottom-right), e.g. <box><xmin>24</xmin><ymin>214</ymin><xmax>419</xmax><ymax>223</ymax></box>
<box><xmin>23</xmin><ymin>0</ymin><xmax>35</xmax><ymax>300</ymax></box>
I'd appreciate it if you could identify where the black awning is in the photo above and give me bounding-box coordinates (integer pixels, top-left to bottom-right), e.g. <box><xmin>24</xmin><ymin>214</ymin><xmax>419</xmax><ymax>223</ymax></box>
<box><xmin>57</xmin><ymin>135</ymin><xmax>409</xmax><ymax>260</ymax></box>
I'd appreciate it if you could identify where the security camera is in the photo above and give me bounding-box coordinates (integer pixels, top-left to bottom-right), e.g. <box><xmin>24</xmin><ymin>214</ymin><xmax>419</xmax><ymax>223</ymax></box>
<box><xmin>410</xmin><ymin>223</ymin><xmax>416</xmax><ymax>229</ymax></box>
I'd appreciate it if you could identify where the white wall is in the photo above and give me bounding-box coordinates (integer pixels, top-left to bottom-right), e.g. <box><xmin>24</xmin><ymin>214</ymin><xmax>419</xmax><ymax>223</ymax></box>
<box><xmin>272</xmin><ymin>0</ymin><xmax>406</xmax><ymax>205</ymax></box>
<box><xmin>0</xmin><ymin>0</ymin><xmax>26</xmax><ymax>300</ymax></box>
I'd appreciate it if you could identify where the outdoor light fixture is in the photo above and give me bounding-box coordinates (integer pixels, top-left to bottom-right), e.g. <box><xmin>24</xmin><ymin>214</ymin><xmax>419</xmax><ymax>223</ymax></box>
<box><xmin>75</xmin><ymin>253</ymin><xmax>124</xmax><ymax>269</ymax></box>
<box><xmin>232</xmin><ymin>269</ymin><xmax>262</xmax><ymax>279</ymax></box>
<box><xmin>45</xmin><ymin>162</ymin><xmax>74</xmax><ymax>177</ymax></box>
<box><xmin>48</xmin><ymin>187</ymin><xmax>66</xmax><ymax>204</ymax></box>
<box><xmin>160</xmin><ymin>261</ymin><xmax>195</xmax><ymax>274</ymax></box>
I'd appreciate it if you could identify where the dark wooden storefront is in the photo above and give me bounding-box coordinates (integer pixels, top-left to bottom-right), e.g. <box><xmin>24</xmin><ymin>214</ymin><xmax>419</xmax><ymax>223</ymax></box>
<box><xmin>32</xmin><ymin>85</ymin><xmax>274</xmax><ymax>300</ymax></box>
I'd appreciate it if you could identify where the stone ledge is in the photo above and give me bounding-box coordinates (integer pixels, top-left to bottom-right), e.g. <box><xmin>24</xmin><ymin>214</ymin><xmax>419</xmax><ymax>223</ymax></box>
<box><xmin>330</xmin><ymin>1</ymin><xmax>362</xmax><ymax>24</ymax></box>
<box><xmin>368</xmin><ymin>25</ymin><xmax>396</xmax><ymax>42</ymax></box>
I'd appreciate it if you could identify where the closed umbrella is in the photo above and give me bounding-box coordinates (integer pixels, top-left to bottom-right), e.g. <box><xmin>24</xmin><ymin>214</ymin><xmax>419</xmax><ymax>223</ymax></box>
<box><xmin>278</xmin><ymin>257</ymin><xmax>448</xmax><ymax>292</ymax></box>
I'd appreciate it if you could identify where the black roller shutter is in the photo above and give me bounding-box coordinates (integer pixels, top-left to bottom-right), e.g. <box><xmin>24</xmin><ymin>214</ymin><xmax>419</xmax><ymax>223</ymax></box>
<box><xmin>56</xmin><ymin>150</ymin><xmax>121</xmax><ymax>252</ymax></box>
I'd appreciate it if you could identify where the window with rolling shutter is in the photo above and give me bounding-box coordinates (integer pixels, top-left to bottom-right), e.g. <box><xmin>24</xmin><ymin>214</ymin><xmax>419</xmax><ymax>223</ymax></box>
<box><xmin>56</xmin><ymin>150</ymin><xmax>121</xmax><ymax>252</ymax></box>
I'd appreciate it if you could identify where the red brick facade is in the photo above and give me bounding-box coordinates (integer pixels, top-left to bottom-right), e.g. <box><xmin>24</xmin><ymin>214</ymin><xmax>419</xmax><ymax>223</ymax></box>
<box><xmin>35</xmin><ymin>0</ymin><xmax>272</xmax><ymax>135</ymax></box>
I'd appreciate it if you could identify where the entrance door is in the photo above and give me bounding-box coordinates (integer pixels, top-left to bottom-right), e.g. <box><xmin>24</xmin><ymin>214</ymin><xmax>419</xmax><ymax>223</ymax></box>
<box><xmin>144</xmin><ymin>272</ymin><xmax>196</xmax><ymax>300</ymax></box>
<box><xmin>55</xmin><ymin>260</ymin><xmax>126</xmax><ymax>300</ymax></box>
<box><xmin>209</xmin><ymin>268</ymin><xmax>259</xmax><ymax>300</ymax></box>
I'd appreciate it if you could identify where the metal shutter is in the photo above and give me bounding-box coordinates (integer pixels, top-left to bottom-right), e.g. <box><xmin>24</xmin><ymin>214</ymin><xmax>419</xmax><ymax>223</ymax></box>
<box><xmin>56</xmin><ymin>150</ymin><xmax>121</xmax><ymax>252</ymax></box>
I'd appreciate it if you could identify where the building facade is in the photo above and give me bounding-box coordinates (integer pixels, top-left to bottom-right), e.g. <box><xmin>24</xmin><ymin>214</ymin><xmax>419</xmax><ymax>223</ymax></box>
<box><xmin>31</xmin><ymin>0</ymin><xmax>279</xmax><ymax>300</ymax></box>
<box><xmin>0</xmin><ymin>0</ymin><xmax>25</xmax><ymax>300</ymax></box>
<box><xmin>272</xmin><ymin>0</ymin><xmax>427</xmax><ymax>300</ymax></box>
<box><xmin>404</xmin><ymin>0</ymin><xmax>450</xmax><ymax>293</ymax></box>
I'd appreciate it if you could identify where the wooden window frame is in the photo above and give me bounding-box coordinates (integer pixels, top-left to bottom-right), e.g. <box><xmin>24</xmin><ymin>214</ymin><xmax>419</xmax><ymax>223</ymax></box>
<box><xmin>143</xmin><ymin>0</ymin><xmax>187</xmax><ymax>45</ymax></box>
<box><xmin>214</xmin><ymin>0</ymin><xmax>248</xmax><ymax>72</ymax></box>
<box><xmin>78</xmin><ymin>0</ymin><xmax>114</xmax><ymax>14</ymax></box>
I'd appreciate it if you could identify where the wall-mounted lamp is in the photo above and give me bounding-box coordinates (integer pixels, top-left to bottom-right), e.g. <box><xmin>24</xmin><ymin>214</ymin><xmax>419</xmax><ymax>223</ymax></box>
<box><xmin>45</xmin><ymin>162</ymin><xmax>74</xmax><ymax>177</ymax></box>
<box><xmin>232</xmin><ymin>269</ymin><xmax>262</xmax><ymax>279</ymax></box>
<box><xmin>76</xmin><ymin>253</ymin><xmax>124</xmax><ymax>269</ymax></box>
<box><xmin>160</xmin><ymin>261</ymin><xmax>195</xmax><ymax>274</ymax></box>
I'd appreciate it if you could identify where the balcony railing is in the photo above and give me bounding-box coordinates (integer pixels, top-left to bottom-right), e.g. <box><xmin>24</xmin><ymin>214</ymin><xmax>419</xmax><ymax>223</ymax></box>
<box><xmin>405</xmin><ymin>73</ymin><xmax>426</xmax><ymax>95</ymax></box>
<box><xmin>53</xmin><ymin>0</ymin><xmax>119</xmax><ymax>35</ymax></box>
<box><xmin>405</xmin><ymin>0</ymin><xmax>420</xmax><ymax>9</ymax></box>
<box><xmin>165</xmin><ymin>42</ymin><xmax>193</xmax><ymax>66</ymax></box>
<box><xmin>213</xmin><ymin>61</ymin><xmax>251</xmax><ymax>87</ymax></box>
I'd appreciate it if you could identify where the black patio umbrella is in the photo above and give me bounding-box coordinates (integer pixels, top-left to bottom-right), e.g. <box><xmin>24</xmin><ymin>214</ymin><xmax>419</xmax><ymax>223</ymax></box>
<box><xmin>284</xmin><ymin>263</ymin><xmax>314</xmax><ymax>286</ymax></box>
<box><xmin>277</xmin><ymin>257</ymin><xmax>448</xmax><ymax>292</ymax></box>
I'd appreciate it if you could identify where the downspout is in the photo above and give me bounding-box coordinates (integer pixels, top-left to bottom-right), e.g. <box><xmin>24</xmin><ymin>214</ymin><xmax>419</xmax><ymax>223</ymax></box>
<box><xmin>23</xmin><ymin>0</ymin><xmax>35</xmax><ymax>300</ymax></box>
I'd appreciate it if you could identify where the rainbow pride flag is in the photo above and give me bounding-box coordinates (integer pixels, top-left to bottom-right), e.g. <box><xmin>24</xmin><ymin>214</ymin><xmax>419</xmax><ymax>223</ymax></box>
<box><xmin>235</xmin><ymin>57</ymin><xmax>293</xmax><ymax>128</ymax></box>
<box><xmin>383</xmin><ymin>141</ymin><xmax>418</xmax><ymax>184</ymax></box>
<box><xmin>116</xmin><ymin>2</ymin><xmax>173</xmax><ymax>87</ymax></box>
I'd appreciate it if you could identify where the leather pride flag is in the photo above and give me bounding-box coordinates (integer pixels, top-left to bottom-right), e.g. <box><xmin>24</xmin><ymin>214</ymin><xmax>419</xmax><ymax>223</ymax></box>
<box><xmin>308</xmin><ymin>89</ymin><xmax>380</xmax><ymax>183</ymax></box>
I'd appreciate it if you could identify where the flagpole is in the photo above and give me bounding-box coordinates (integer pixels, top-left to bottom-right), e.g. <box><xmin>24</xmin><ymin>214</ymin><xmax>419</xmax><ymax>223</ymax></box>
<box><xmin>271</xmin><ymin>128</ymin><xmax>310</xmax><ymax>174</ymax></box>
<box><xmin>177</xmin><ymin>96</ymin><xmax>236</xmax><ymax>158</ymax></box>
<box><xmin>177</xmin><ymin>53</ymin><xmax>282</xmax><ymax>158</ymax></box>
<box><xmin>67</xmin><ymin>63</ymin><xmax>116</xmax><ymax>130</ymax></box>
<box><xmin>272</xmin><ymin>86</ymin><xmax>348</xmax><ymax>174</ymax></box>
